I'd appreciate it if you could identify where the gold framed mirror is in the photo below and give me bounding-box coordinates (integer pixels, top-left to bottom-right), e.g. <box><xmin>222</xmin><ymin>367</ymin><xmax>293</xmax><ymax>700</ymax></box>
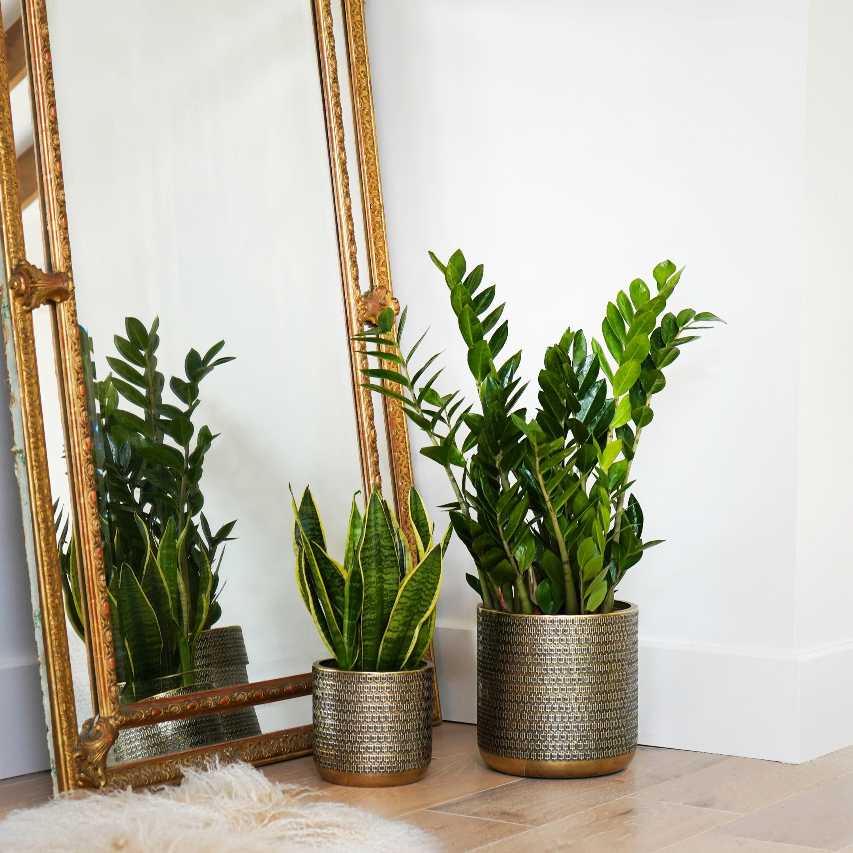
<box><xmin>0</xmin><ymin>0</ymin><xmax>437</xmax><ymax>792</ymax></box>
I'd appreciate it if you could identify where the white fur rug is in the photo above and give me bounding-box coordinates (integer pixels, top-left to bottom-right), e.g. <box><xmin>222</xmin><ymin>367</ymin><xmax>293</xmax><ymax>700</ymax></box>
<box><xmin>0</xmin><ymin>762</ymin><xmax>439</xmax><ymax>852</ymax></box>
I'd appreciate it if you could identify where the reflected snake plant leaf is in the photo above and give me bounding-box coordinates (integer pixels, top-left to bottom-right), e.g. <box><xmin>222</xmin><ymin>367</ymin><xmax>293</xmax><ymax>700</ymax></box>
<box><xmin>408</xmin><ymin>488</ymin><xmax>434</xmax><ymax>560</ymax></box>
<box><xmin>175</xmin><ymin>521</ymin><xmax>192</xmax><ymax>634</ymax></box>
<box><xmin>113</xmin><ymin>563</ymin><xmax>163</xmax><ymax>683</ymax></box>
<box><xmin>377</xmin><ymin>544</ymin><xmax>442</xmax><ymax>671</ymax></box>
<box><xmin>192</xmin><ymin>549</ymin><xmax>213</xmax><ymax>643</ymax></box>
<box><xmin>156</xmin><ymin>518</ymin><xmax>180</xmax><ymax>621</ymax></box>
<box><xmin>359</xmin><ymin>492</ymin><xmax>401</xmax><ymax>669</ymax></box>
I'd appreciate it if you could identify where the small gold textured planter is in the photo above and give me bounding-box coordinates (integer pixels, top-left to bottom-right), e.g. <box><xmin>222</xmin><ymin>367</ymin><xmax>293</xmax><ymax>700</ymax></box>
<box><xmin>312</xmin><ymin>660</ymin><xmax>433</xmax><ymax>787</ymax></box>
<box><xmin>478</xmin><ymin>602</ymin><xmax>638</xmax><ymax>779</ymax></box>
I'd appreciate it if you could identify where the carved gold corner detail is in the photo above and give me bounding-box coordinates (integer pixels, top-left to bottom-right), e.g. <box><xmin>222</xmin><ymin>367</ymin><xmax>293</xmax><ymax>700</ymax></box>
<box><xmin>75</xmin><ymin>715</ymin><xmax>119</xmax><ymax>789</ymax></box>
<box><xmin>357</xmin><ymin>285</ymin><xmax>399</xmax><ymax>327</ymax></box>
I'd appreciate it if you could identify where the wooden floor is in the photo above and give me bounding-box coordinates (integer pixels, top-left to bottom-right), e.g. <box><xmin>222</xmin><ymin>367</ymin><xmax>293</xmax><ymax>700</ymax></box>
<box><xmin>2</xmin><ymin>723</ymin><xmax>853</xmax><ymax>851</ymax></box>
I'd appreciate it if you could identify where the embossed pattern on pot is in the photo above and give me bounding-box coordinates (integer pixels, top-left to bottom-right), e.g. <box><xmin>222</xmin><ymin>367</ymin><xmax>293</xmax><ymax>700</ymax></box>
<box><xmin>478</xmin><ymin>604</ymin><xmax>638</xmax><ymax>764</ymax></box>
<box><xmin>193</xmin><ymin>626</ymin><xmax>261</xmax><ymax>740</ymax></box>
<box><xmin>312</xmin><ymin>661</ymin><xmax>433</xmax><ymax>779</ymax></box>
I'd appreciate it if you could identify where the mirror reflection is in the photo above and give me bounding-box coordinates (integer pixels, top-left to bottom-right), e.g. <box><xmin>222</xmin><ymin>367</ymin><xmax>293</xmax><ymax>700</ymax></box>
<box><xmin>12</xmin><ymin>0</ymin><xmax>372</xmax><ymax>762</ymax></box>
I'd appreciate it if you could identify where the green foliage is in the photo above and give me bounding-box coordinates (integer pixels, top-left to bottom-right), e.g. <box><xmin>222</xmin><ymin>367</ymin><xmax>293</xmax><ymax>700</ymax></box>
<box><xmin>57</xmin><ymin>318</ymin><xmax>235</xmax><ymax>698</ymax></box>
<box><xmin>292</xmin><ymin>486</ymin><xmax>443</xmax><ymax>671</ymax></box>
<box><xmin>357</xmin><ymin>252</ymin><xmax>722</xmax><ymax>614</ymax></box>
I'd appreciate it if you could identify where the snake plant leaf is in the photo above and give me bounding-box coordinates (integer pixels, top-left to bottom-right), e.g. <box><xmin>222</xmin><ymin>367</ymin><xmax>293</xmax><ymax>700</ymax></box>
<box><xmin>381</xmin><ymin>496</ymin><xmax>412</xmax><ymax>579</ymax></box>
<box><xmin>403</xmin><ymin>606</ymin><xmax>436</xmax><ymax>670</ymax></box>
<box><xmin>295</xmin><ymin>487</ymin><xmax>326</xmax><ymax>553</ymax></box>
<box><xmin>358</xmin><ymin>492</ymin><xmax>400</xmax><ymax>669</ymax></box>
<box><xmin>301</xmin><ymin>533</ymin><xmax>346</xmax><ymax>662</ymax></box>
<box><xmin>113</xmin><ymin>563</ymin><xmax>163</xmax><ymax>683</ymax></box>
<box><xmin>294</xmin><ymin>550</ymin><xmax>310</xmax><ymax>610</ymax></box>
<box><xmin>408</xmin><ymin>488</ymin><xmax>433</xmax><ymax>560</ymax></box>
<box><xmin>306</xmin><ymin>539</ymin><xmax>346</xmax><ymax>618</ymax></box>
<box><xmin>341</xmin><ymin>559</ymin><xmax>363</xmax><ymax>670</ymax></box>
<box><xmin>343</xmin><ymin>495</ymin><xmax>364</xmax><ymax>578</ymax></box>
<box><xmin>377</xmin><ymin>544</ymin><xmax>442</xmax><ymax>671</ymax></box>
<box><xmin>298</xmin><ymin>550</ymin><xmax>338</xmax><ymax>658</ymax></box>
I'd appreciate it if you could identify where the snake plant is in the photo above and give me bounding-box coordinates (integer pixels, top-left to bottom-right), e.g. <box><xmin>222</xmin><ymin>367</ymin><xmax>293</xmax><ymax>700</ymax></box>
<box><xmin>58</xmin><ymin>318</ymin><xmax>235</xmax><ymax>698</ymax></box>
<box><xmin>292</xmin><ymin>486</ymin><xmax>446</xmax><ymax>671</ymax></box>
<box><xmin>357</xmin><ymin>251</ymin><xmax>722</xmax><ymax>615</ymax></box>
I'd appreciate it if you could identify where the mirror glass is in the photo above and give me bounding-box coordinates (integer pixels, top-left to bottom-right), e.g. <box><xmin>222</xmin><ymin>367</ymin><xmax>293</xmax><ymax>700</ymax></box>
<box><xmin>10</xmin><ymin>0</ymin><xmax>371</xmax><ymax>762</ymax></box>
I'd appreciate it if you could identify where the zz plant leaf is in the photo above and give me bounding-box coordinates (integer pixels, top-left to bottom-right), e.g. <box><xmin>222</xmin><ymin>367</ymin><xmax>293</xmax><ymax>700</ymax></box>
<box><xmin>357</xmin><ymin>251</ymin><xmax>723</xmax><ymax>616</ymax></box>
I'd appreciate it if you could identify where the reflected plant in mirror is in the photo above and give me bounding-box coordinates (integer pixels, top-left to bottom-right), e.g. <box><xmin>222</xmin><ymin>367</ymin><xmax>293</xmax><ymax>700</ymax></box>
<box><xmin>59</xmin><ymin>317</ymin><xmax>237</xmax><ymax>700</ymax></box>
<box><xmin>359</xmin><ymin>251</ymin><xmax>724</xmax><ymax>616</ymax></box>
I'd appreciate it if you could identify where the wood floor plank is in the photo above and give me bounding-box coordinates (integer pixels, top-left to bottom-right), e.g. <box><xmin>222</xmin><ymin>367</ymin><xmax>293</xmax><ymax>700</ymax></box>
<box><xmin>405</xmin><ymin>809</ymin><xmax>528</xmax><ymax>851</ymax></box>
<box><xmin>715</xmin><ymin>771</ymin><xmax>853</xmax><ymax>851</ymax></box>
<box><xmin>637</xmin><ymin>753</ymin><xmax>851</xmax><ymax>814</ymax></box>
<box><xmin>470</xmin><ymin>796</ymin><xmax>739</xmax><ymax>853</ymax></box>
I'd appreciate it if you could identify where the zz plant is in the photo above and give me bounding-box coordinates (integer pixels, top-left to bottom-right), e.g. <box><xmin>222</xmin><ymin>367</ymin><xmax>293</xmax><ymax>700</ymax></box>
<box><xmin>59</xmin><ymin>318</ymin><xmax>235</xmax><ymax>697</ymax></box>
<box><xmin>292</xmin><ymin>486</ymin><xmax>446</xmax><ymax>671</ymax></box>
<box><xmin>358</xmin><ymin>251</ymin><xmax>722</xmax><ymax>615</ymax></box>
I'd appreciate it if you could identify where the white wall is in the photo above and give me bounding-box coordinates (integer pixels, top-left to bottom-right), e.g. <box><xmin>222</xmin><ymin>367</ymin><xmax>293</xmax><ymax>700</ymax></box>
<box><xmin>796</xmin><ymin>0</ymin><xmax>853</xmax><ymax>760</ymax></box>
<box><xmin>366</xmin><ymin>0</ymin><xmax>851</xmax><ymax>761</ymax></box>
<box><xmin>0</xmin><ymin>350</ymin><xmax>49</xmax><ymax>779</ymax></box>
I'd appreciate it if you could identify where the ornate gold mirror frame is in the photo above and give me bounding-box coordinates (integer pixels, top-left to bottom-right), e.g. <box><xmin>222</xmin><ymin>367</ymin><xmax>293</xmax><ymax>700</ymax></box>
<box><xmin>0</xmin><ymin>0</ymin><xmax>435</xmax><ymax>792</ymax></box>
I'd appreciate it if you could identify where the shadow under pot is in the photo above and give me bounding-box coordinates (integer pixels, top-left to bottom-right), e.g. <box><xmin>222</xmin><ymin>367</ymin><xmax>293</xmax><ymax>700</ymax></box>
<box><xmin>312</xmin><ymin>660</ymin><xmax>434</xmax><ymax>787</ymax></box>
<box><xmin>112</xmin><ymin>624</ymin><xmax>260</xmax><ymax>764</ymax></box>
<box><xmin>477</xmin><ymin>601</ymin><xmax>638</xmax><ymax>779</ymax></box>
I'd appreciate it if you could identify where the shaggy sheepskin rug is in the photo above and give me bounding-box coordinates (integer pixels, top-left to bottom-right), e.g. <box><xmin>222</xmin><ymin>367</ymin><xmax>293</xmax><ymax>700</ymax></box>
<box><xmin>0</xmin><ymin>762</ymin><xmax>439</xmax><ymax>852</ymax></box>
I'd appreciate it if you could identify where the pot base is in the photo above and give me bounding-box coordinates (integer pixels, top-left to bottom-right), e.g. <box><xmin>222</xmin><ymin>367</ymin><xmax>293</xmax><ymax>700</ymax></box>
<box><xmin>316</xmin><ymin>763</ymin><xmax>428</xmax><ymax>788</ymax></box>
<box><xmin>479</xmin><ymin>747</ymin><xmax>635</xmax><ymax>779</ymax></box>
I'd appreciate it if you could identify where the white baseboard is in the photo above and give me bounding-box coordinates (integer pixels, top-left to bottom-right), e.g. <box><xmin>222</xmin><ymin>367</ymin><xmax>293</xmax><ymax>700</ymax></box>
<box><xmin>798</xmin><ymin>639</ymin><xmax>853</xmax><ymax>761</ymax></box>
<box><xmin>434</xmin><ymin>625</ymin><xmax>853</xmax><ymax>763</ymax></box>
<box><xmin>0</xmin><ymin>658</ymin><xmax>49</xmax><ymax>779</ymax></box>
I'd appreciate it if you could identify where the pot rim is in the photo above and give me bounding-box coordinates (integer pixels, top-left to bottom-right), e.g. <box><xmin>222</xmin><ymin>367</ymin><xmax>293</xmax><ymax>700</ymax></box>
<box><xmin>199</xmin><ymin>625</ymin><xmax>244</xmax><ymax>635</ymax></box>
<box><xmin>312</xmin><ymin>658</ymin><xmax>434</xmax><ymax>677</ymax></box>
<box><xmin>478</xmin><ymin>600</ymin><xmax>638</xmax><ymax>620</ymax></box>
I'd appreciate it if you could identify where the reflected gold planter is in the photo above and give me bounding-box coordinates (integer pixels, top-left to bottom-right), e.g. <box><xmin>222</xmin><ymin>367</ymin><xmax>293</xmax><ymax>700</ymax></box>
<box><xmin>312</xmin><ymin>660</ymin><xmax>433</xmax><ymax>787</ymax></box>
<box><xmin>478</xmin><ymin>602</ymin><xmax>638</xmax><ymax>778</ymax></box>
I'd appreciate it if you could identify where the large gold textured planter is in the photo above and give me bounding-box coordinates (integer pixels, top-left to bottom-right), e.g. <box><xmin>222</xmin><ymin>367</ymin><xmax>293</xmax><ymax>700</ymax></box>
<box><xmin>312</xmin><ymin>660</ymin><xmax>433</xmax><ymax>787</ymax></box>
<box><xmin>478</xmin><ymin>602</ymin><xmax>638</xmax><ymax>778</ymax></box>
